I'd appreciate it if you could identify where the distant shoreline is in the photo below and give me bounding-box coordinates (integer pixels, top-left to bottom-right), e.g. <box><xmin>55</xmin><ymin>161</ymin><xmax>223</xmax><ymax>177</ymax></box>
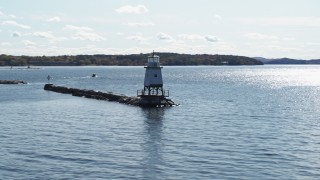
<box><xmin>2</xmin><ymin>53</ymin><xmax>320</xmax><ymax>66</ymax></box>
<box><xmin>0</xmin><ymin>53</ymin><xmax>263</xmax><ymax>66</ymax></box>
<box><xmin>254</xmin><ymin>57</ymin><xmax>320</xmax><ymax>65</ymax></box>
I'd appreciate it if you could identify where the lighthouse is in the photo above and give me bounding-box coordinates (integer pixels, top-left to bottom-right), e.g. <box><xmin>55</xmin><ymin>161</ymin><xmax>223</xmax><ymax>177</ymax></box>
<box><xmin>137</xmin><ymin>52</ymin><xmax>174</xmax><ymax>107</ymax></box>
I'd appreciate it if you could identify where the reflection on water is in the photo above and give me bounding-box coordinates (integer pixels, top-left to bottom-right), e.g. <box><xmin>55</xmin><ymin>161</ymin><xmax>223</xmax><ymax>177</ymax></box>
<box><xmin>140</xmin><ymin>108</ymin><xmax>165</xmax><ymax>179</ymax></box>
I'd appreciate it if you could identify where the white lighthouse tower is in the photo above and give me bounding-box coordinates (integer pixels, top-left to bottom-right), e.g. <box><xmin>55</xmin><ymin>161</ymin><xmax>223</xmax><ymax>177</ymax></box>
<box><xmin>137</xmin><ymin>52</ymin><xmax>172</xmax><ymax>107</ymax></box>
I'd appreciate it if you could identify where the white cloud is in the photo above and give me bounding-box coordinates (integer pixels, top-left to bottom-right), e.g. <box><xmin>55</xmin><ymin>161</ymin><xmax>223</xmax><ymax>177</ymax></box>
<box><xmin>33</xmin><ymin>31</ymin><xmax>55</xmax><ymax>38</ymax></box>
<box><xmin>9</xmin><ymin>14</ymin><xmax>16</xmax><ymax>19</ymax></box>
<box><xmin>245</xmin><ymin>32</ymin><xmax>278</xmax><ymax>40</ymax></box>
<box><xmin>126</xmin><ymin>35</ymin><xmax>148</xmax><ymax>42</ymax></box>
<box><xmin>116</xmin><ymin>32</ymin><xmax>124</xmax><ymax>36</ymax></box>
<box><xmin>50</xmin><ymin>37</ymin><xmax>69</xmax><ymax>43</ymax></box>
<box><xmin>1</xmin><ymin>42</ymin><xmax>12</xmax><ymax>46</ymax></box>
<box><xmin>64</xmin><ymin>25</ymin><xmax>92</xmax><ymax>31</ymax></box>
<box><xmin>157</xmin><ymin>32</ymin><xmax>174</xmax><ymax>41</ymax></box>
<box><xmin>204</xmin><ymin>35</ymin><xmax>218</xmax><ymax>42</ymax></box>
<box><xmin>126</xmin><ymin>22</ymin><xmax>154</xmax><ymax>26</ymax></box>
<box><xmin>283</xmin><ymin>37</ymin><xmax>296</xmax><ymax>41</ymax></box>
<box><xmin>178</xmin><ymin>34</ymin><xmax>219</xmax><ymax>43</ymax></box>
<box><xmin>115</xmin><ymin>5</ymin><xmax>149</xmax><ymax>14</ymax></box>
<box><xmin>267</xmin><ymin>45</ymin><xmax>300</xmax><ymax>52</ymax></box>
<box><xmin>2</xmin><ymin>20</ymin><xmax>31</xmax><ymax>29</ymax></box>
<box><xmin>64</xmin><ymin>25</ymin><xmax>105</xmax><ymax>41</ymax></box>
<box><xmin>72</xmin><ymin>31</ymin><xmax>105</xmax><ymax>41</ymax></box>
<box><xmin>179</xmin><ymin>34</ymin><xmax>204</xmax><ymax>41</ymax></box>
<box><xmin>33</xmin><ymin>31</ymin><xmax>68</xmax><ymax>43</ymax></box>
<box><xmin>153</xmin><ymin>41</ymin><xmax>210</xmax><ymax>54</ymax></box>
<box><xmin>22</xmin><ymin>40</ymin><xmax>36</xmax><ymax>46</ymax></box>
<box><xmin>0</xmin><ymin>11</ymin><xmax>16</xmax><ymax>19</ymax></box>
<box><xmin>236</xmin><ymin>17</ymin><xmax>320</xmax><ymax>27</ymax></box>
<box><xmin>0</xmin><ymin>11</ymin><xmax>5</xmax><ymax>19</ymax></box>
<box><xmin>306</xmin><ymin>42</ymin><xmax>320</xmax><ymax>46</ymax></box>
<box><xmin>12</xmin><ymin>31</ymin><xmax>21</xmax><ymax>37</ymax></box>
<box><xmin>213</xmin><ymin>14</ymin><xmax>222</xmax><ymax>19</ymax></box>
<box><xmin>46</xmin><ymin>16</ymin><xmax>61</xmax><ymax>22</ymax></box>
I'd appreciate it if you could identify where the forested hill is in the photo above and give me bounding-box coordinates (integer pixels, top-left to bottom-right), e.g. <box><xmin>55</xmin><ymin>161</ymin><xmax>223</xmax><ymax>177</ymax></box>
<box><xmin>0</xmin><ymin>53</ymin><xmax>263</xmax><ymax>66</ymax></box>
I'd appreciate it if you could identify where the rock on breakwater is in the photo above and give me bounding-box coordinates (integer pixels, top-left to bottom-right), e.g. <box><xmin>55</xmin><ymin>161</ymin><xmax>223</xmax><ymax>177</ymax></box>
<box><xmin>44</xmin><ymin>84</ymin><xmax>176</xmax><ymax>107</ymax></box>
<box><xmin>0</xmin><ymin>80</ymin><xmax>27</xmax><ymax>84</ymax></box>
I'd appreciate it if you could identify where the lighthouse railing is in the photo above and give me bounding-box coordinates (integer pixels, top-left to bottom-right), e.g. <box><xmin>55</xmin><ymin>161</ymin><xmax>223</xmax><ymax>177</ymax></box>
<box><xmin>137</xmin><ymin>89</ymin><xmax>144</xmax><ymax>96</ymax></box>
<box><xmin>137</xmin><ymin>89</ymin><xmax>169</xmax><ymax>97</ymax></box>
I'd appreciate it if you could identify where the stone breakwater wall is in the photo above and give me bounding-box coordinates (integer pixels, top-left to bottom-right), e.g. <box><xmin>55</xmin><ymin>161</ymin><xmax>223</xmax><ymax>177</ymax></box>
<box><xmin>0</xmin><ymin>80</ymin><xmax>27</xmax><ymax>84</ymax></box>
<box><xmin>44</xmin><ymin>84</ymin><xmax>176</xmax><ymax>107</ymax></box>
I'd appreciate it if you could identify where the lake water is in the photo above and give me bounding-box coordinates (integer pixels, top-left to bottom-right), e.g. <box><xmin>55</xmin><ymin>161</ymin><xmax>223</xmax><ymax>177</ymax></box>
<box><xmin>1</xmin><ymin>65</ymin><xmax>320</xmax><ymax>179</ymax></box>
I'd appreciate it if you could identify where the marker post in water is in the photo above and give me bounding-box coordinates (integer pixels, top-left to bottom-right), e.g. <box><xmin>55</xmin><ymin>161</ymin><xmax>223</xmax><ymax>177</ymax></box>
<box><xmin>47</xmin><ymin>75</ymin><xmax>51</xmax><ymax>84</ymax></box>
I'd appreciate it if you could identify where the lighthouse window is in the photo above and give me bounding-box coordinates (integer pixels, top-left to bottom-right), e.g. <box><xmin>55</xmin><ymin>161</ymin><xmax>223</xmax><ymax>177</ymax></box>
<box><xmin>154</xmin><ymin>74</ymin><xmax>157</xmax><ymax>77</ymax></box>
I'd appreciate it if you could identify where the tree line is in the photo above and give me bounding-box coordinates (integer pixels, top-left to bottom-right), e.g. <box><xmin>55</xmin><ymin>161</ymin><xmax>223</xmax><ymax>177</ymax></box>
<box><xmin>0</xmin><ymin>53</ymin><xmax>263</xmax><ymax>66</ymax></box>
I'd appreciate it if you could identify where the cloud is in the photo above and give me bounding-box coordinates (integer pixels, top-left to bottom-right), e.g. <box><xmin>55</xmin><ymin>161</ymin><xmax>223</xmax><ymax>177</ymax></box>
<box><xmin>12</xmin><ymin>31</ymin><xmax>21</xmax><ymax>37</ymax></box>
<box><xmin>306</xmin><ymin>42</ymin><xmax>320</xmax><ymax>46</ymax></box>
<box><xmin>282</xmin><ymin>37</ymin><xmax>295</xmax><ymax>41</ymax></box>
<box><xmin>22</xmin><ymin>40</ymin><xmax>36</xmax><ymax>46</ymax></box>
<box><xmin>64</xmin><ymin>25</ymin><xmax>105</xmax><ymax>41</ymax></box>
<box><xmin>116</xmin><ymin>32</ymin><xmax>124</xmax><ymax>36</ymax></box>
<box><xmin>235</xmin><ymin>17</ymin><xmax>320</xmax><ymax>27</ymax></box>
<box><xmin>64</xmin><ymin>25</ymin><xmax>93</xmax><ymax>31</ymax></box>
<box><xmin>1</xmin><ymin>42</ymin><xmax>12</xmax><ymax>46</ymax></box>
<box><xmin>157</xmin><ymin>32</ymin><xmax>174</xmax><ymax>41</ymax></box>
<box><xmin>0</xmin><ymin>11</ymin><xmax>3</xmax><ymax>17</ymax></box>
<box><xmin>46</xmin><ymin>16</ymin><xmax>61</xmax><ymax>22</ymax></box>
<box><xmin>245</xmin><ymin>32</ymin><xmax>278</xmax><ymax>40</ymax></box>
<box><xmin>126</xmin><ymin>35</ymin><xmax>148</xmax><ymax>42</ymax></box>
<box><xmin>0</xmin><ymin>11</ymin><xmax>16</xmax><ymax>19</ymax></box>
<box><xmin>204</xmin><ymin>35</ymin><xmax>218</xmax><ymax>42</ymax></box>
<box><xmin>179</xmin><ymin>34</ymin><xmax>204</xmax><ymax>41</ymax></box>
<box><xmin>126</xmin><ymin>22</ymin><xmax>154</xmax><ymax>26</ymax></box>
<box><xmin>213</xmin><ymin>14</ymin><xmax>222</xmax><ymax>19</ymax></box>
<box><xmin>267</xmin><ymin>45</ymin><xmax>300</xmax><ymax>52</ymax></box>
<box><xmin>115</xmin><ymin>5</ymin><xmax>149</xmax><ymax>14</ymax></box>
<box><xmin>9</xmin><ymin>14</ymin><xmax>16</xmax><ymax>19</ymax></box>
<box><xmin>72</xmin><ymin>31</ymin><xmax>105</xmax><ymax>41</ymax></box>
<box><xmin>51</xmin><ymin>37</ymin><xmax>69</xmax><ymax>43</ymax></box>
<box><xmin>0</xmin><ymin>11</ymin><xmax>6</xmax><ymax>19</ymax></box>
<box><xmin>2</xmin><ymin>20</ymin><xmax>31</xmax><ymax>29</ymax></box>
<box><xmin>33</xmin><ymin>31</ymin><xmax>55</xmax><ymax>38</ymax></box>
<box><xmin>33</xmin><ymin>31</ymin><xmax>68</xmax><ymax>43</ymax></box>
<box><xmin>179</xmin><ymin>34</ymin><xmax>219</xmax><ymax>43</ymax></box>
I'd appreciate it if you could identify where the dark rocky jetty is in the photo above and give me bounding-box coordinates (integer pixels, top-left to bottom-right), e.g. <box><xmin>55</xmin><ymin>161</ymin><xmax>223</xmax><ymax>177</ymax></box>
<box><xmin>44</xmin><ymin>84</ymin><xmax>176</xmax><ymax>107</ymax></box>
<box><xmin>0</xmin><ymin>80</ymin><xmax>27</xmax><ymax>84</ymax></box>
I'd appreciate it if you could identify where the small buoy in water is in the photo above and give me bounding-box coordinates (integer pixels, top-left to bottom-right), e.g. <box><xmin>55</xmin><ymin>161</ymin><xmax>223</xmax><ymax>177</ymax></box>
<box><xmin>92</xmin><ymin>73</ymin><xmax>96</xmax><ymax>77</ymax></box>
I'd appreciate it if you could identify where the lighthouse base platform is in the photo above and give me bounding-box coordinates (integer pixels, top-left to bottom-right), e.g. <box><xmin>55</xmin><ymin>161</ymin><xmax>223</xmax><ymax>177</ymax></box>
<box><xmin>138</xmin><ymin>95</ymin><xmax>175</xmax><ymax>107</ymax></box>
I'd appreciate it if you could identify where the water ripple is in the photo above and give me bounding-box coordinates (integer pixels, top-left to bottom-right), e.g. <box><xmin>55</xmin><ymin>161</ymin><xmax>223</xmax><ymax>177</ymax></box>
<box><xmin>1</xmin><ymin>66</ymin><xmax>320</xmax><ymax>179</ymax></box>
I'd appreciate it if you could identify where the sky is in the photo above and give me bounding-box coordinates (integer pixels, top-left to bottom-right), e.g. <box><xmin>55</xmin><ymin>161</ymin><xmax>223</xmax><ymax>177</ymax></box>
<box><xmin>0</xmin><ymin>0</ymin><xmax>320</xmax><ymax>59</ymax></box>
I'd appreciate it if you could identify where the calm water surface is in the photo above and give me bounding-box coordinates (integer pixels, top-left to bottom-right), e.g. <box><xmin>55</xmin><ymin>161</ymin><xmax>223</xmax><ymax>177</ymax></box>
<box><xmin>1</xmin><ymin>65</ymin><xmax>320</xmax><ymax>179</ymax></box>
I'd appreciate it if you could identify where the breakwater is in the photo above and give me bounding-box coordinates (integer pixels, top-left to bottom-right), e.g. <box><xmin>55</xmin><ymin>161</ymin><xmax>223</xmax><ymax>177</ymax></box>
<box><xmin>44</xmin><ymin>84</ymin><xmax>176</xmax><ymax>107</ymax></box>
<box><xmin>0</xmin><ymin>80</ymin><xmax>27</xmax><ymax>84</ymax></box>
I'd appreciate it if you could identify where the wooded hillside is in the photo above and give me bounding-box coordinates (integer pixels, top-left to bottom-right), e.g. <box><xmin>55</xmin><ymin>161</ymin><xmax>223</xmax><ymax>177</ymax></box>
<box><xmin>0</xmin><ymin>53</ymin><xmax>263</xmax><ymax>66</ymax></box>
